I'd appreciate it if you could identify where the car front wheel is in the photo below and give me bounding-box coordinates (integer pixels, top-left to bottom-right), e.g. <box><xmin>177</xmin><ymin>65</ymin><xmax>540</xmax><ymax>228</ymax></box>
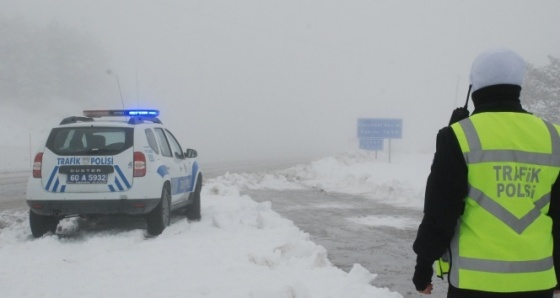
<box><xmin>146</xmin><ymin>185</ymin><xmax>171</xmax><ymax>236</ymax></box>
<box><xmin>185</xmin><ymin>173</ymin><xmax>202</xmax><ymax>221</ymax></box>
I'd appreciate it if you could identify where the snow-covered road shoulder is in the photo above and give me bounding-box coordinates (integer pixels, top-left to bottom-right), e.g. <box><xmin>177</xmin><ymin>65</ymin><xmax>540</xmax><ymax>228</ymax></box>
<box><xmin>215</xmin><ymin>151</ymin><xmax>431</xmax><ymax>209</ymax></box>
<box><xmin>0</xmin><ymin>170</ymin><xmax>402</xmax><ymax>298</ymax></box>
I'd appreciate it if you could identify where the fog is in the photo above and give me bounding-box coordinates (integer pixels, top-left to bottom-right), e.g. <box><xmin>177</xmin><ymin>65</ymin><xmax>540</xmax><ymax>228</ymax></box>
<box><xmin>3</xmin><ymin>0</ymin><xmax>560</xmax><ymax>164</ymax></box>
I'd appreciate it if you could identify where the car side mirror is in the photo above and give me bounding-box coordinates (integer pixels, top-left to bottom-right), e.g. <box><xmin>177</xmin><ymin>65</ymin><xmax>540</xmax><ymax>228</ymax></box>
<box><xmin>185</xmin><ymin>148</ymin><xmax>198</xmax><ymax>158</ymax></box>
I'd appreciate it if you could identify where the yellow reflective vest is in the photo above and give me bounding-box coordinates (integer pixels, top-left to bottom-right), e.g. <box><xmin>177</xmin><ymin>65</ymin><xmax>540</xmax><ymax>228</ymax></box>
<box><xmin>449</xmin><ymin>112</ymin><xmax>560</xmax><ymax>292</ymax></box>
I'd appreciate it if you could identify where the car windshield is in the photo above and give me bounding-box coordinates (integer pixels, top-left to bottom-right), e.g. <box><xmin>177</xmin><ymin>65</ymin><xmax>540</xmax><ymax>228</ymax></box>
<box><xmin>46</xmin><ymin>127</ymin><xmax>134</xmax><ymax>156</ymax></box>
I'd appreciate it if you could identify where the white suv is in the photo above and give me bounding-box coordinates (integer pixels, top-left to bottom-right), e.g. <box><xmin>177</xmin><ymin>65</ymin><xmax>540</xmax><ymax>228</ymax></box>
<box><xmin>26</xmin><ymin>109</ymin><xmax>202</xmax><ymax>237</ymax></box>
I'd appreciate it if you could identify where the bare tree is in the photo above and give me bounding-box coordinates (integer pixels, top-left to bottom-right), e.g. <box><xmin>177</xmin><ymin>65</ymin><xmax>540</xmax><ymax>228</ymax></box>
<box><xmin>522</xmin><ymin>56</ymin><xmax>560</xmax><ymax>124</ymax></box>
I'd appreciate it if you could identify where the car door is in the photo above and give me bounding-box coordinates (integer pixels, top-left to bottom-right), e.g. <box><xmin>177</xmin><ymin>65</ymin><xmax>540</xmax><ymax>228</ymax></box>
<box><xmin>164</xmin><ymin>129</ymin><xmax>192</xmax><ymax>204</ymax></box>
<box><xmin>153</xmin><ymin>128</ymin><xmax>182</xmax><ymax>205</ymax></box>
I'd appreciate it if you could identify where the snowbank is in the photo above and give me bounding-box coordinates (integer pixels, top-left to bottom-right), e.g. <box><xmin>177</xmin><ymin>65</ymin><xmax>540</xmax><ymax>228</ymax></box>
<box><xmin>0</xmin><ymin>156</ymin><xmax>407</xmax><ymax>297</ymax></box>
<box><xmin>215</xmin><ymin>151</ymin><xmax>431</xmax><ymax>209</ymax></box>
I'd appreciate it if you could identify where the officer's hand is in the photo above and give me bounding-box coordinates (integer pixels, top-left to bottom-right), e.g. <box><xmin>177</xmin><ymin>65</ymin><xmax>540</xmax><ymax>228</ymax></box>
<box><xmin>419</xmin><ymin>283</ymin><xmax>433</xmax><ymax>295</ymax></box>
<box><xmin>412</xmin><ymin>262</ymin><xmax>433</xmax><ymax>293</ymax></box>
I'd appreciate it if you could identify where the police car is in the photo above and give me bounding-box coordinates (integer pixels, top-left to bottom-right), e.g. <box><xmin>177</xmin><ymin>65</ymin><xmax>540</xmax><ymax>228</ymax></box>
<box><xmin>26</xmin><ymin>109</ymin><xmax>202</xmax><ymax>237</ymax></box>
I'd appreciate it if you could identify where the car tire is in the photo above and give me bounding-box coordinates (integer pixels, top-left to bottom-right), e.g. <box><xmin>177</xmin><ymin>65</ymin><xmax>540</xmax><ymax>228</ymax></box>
<box><xmin>146</xmin><ymin>185</ymin><xmax>171</xmax><ymax>236</ymax></box>
<box><xmin>185</xmin><ymin>173</ymin><xmax>202</xmax><ymax>221</ymax></box>
<box><xmin>29</xmin><ymin>209</ymin><xmax>59</xmax><ymax>238</ymax></box>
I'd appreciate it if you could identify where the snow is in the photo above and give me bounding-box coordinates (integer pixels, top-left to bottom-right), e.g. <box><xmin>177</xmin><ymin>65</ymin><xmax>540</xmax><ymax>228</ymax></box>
<box><xmin>220</xmin><ymin>151</ymin><xmax>431</xmax><ymax>209</ymax></box>
<box><xmin>0</xmin><ymin>151</ymin><xmax>431</xmax><ymax>297</ymax></box>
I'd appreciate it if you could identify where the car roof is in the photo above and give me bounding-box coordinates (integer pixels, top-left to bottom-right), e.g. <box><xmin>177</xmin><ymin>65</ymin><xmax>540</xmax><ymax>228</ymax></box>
<box><xmin>58</xmin><ymin>110</ymin><xmax>163</xmax><ymax>127</ymax></box>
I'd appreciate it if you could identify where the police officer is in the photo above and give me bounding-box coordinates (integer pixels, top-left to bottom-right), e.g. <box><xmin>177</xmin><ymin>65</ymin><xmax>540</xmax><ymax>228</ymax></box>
<box><xmin>412</xmin><ymin>47</ymin><xmax>560</xmax><ymax>297</ymax></box>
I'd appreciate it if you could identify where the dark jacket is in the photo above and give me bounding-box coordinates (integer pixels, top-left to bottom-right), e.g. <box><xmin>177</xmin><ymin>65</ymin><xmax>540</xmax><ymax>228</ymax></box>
<box><xmin>412</xmin><ymin>85</ymin><xmax>560</xmax><ymax>297</ymax></box>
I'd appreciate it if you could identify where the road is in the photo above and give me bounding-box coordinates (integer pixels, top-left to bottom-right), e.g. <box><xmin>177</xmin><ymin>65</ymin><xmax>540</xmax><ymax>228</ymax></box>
<box><xmin>244</xmin><ymin>189</ymin><xmax>447</xmax><ymax>298</ymax></box>
<box><xmin>0</xmin><ymin>161</ymin><xmax>447</xmax><ymax>297</ymax></box>
<box><xmin>0</xmin><ymin>171</ymin><xmax>28</xmax><ymax>212</ymax></box>
<box><xmin>0</xmin><ymin>159</ymin><xmax>304</xmax><ymax>212</ymax></box>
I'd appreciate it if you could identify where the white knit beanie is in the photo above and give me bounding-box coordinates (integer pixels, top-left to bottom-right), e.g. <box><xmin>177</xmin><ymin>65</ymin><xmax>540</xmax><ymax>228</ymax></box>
<box><xmin>469</xmin><ymin>47</ymin><xmax>526</xmax><ymax>92</ymax></box>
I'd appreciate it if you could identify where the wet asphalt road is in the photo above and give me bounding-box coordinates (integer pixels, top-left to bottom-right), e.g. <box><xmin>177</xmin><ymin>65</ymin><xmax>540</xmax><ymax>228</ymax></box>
<box><xmin>0</xmin><ymin>171</ymin><xmax>28</xmax><ymax>212</ymax></box>
<box><xmin>244</xmin><ymin>189</ymin><xmax>449</xmax><ymax>298</ymax></box>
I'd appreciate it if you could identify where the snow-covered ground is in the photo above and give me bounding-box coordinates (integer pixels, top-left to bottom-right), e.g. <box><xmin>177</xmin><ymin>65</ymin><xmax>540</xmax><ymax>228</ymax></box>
<box><xmin>0</xmin><ymin>151</ymin><xmax>431</xmax><ymax>297</ymax></box>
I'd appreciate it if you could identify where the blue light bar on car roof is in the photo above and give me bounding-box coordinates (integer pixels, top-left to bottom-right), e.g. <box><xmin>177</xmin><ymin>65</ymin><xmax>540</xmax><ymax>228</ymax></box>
<box><xmin>83</xmin><ymin>109</ymin><xmax>160</xmax><ymax>118</ymax></box>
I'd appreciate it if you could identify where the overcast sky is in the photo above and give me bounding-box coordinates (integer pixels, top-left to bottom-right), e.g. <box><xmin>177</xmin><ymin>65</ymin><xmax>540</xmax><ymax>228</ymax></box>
<box><xmin>3</xmin><ymin>0</ymin><xmax>560</xmax><ymax>163</ymax></box>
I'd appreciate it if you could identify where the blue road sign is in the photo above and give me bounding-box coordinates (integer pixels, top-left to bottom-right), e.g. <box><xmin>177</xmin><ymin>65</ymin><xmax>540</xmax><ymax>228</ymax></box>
<box><xmin>359</xmin><ymin>138</ymin><xmax>384</xmax><ymax>151</ymax></box>
<box><xmin>357</xmin><ymin>118</ymin><xmax>402</xmax><ymax>139</ymax></box>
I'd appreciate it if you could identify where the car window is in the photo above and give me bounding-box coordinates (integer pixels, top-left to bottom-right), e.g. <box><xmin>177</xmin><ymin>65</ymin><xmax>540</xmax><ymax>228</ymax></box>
<box><xmin>46</xmin><ymin>127</ymin><xmax>133</xmax><ymax>156</ymax></box>
<box><xmin>154</xmin><ymin>128</ymin><xmax>172</xmax><ymax>157</ymax></box>
<box><xmin>144</xmin><ymin>128</ymin><xmax>160</xmax><ymax>155</ymax></box>
<box><xmin>165</xmin><ymin>129</ymin><xmax>184</xmax><ymax>159</ymax></box>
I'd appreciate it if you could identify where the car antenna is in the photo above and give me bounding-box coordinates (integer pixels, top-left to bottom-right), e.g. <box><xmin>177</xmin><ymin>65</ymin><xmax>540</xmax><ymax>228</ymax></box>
<box><xmin>116</xmin><ymin>75</ymin><xmax>125</xmax><ymax>109</ymax></box>
<box><xmin>135</xmin><ymin>70</ymin><xmax>140</xmax><ymax>109</ymax></box>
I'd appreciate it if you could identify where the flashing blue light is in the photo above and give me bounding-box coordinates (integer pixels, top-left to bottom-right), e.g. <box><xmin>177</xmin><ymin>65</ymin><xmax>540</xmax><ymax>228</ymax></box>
<box><xmin>126</xmin><ymin>110</ymin><xmax>159</xmax><ymax>117</ymax></box>
<box><xmin>84</xmin><ymin>109</ymin><xmax>160</xmax><ymax>118</ymax></box>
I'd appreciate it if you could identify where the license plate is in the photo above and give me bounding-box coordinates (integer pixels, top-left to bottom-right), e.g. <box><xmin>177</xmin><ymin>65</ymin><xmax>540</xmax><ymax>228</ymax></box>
<box><xmin>67</xmin><ymin>173</ymin><xmax>108</xmax><ymax>184</ymax></box>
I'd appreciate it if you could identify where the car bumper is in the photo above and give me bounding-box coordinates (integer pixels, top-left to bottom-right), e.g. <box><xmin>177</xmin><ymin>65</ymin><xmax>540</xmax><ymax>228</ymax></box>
<box><xmin>27</xmin><ymin>198</ymin><xmax>160</xmax><ymax>217</ymax></box>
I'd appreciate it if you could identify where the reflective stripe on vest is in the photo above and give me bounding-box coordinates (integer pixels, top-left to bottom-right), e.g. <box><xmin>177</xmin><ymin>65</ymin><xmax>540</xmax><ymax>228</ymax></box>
<box><xmin>449</xmin><ymin>114</ymin><xmax>560</xmax><ymax>292</ymax></box>
<box><xmin>460</xmin><ymin>118</ymin><xmax>560</xmax><ymax>166</ymax></box>
<box><xmin>469</xmin><ymin>187</ymin><xmax>550</xmax><ymax>234</ymax></box>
